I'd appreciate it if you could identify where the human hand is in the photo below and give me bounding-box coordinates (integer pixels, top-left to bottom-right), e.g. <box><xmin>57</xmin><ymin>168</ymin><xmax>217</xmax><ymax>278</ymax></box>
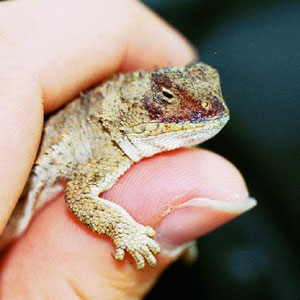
<box><xmin>0</xmin><ymin>0</ymin><xmax>256</xmax><ymax>298</ymax></box>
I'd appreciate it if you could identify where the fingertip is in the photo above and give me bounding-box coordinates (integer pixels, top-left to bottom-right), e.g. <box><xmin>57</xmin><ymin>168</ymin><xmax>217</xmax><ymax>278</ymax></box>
<box><xmin>121</xmin><ymin>1</ymin><xmax>197</xmax><ymax>71</ymax></box>
<box><xmin>103</xmin><ymin>148</ymin><xmax>250</xmax><ymax>226</ymax></box>
<box><xmin>156</xmin><ymin>197</ymin><xmax>256</xmax><ymax>248</ymax></box>
<box><xmin>3</xmin><ymin>0</ymin><xmax>197</xmax><ymax>112</ymax></box>
<box><xmin>103</xmin><ymin>148</ymin><xmax>254</xmax><ymax>262</ymax></box>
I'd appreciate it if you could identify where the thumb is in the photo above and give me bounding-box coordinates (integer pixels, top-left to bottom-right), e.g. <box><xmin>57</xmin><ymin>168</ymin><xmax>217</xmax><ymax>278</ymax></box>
<box><xmin>0</xmin><ymin>149</ymin><xmax>256</xmax><ymax>299</ymax></box>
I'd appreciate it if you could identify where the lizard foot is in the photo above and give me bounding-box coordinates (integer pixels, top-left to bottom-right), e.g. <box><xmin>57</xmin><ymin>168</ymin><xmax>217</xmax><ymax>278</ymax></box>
<box><xmin>113</xmin><ymin>223</ymin><xmax>160</xmax><ymax>270</ymax></box>
<box><xmin>66</xmin><ymin>185</ymin><xmax>160</xmax><ymax>270</ymax></box>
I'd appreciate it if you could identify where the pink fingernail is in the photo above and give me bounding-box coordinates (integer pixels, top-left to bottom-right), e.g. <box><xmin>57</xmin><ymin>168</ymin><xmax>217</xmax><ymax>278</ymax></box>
<box><xmin>156</xmin><ymin>197</ymin><xmax>256</xmax><ymax>251</ymax></box>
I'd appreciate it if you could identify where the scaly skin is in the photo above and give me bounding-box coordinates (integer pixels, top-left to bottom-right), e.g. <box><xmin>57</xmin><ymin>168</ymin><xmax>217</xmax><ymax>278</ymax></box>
<box><xmin>0</xmin><ymin>62</ymin><xmax>229</xmax><ymax>269</ymax></box>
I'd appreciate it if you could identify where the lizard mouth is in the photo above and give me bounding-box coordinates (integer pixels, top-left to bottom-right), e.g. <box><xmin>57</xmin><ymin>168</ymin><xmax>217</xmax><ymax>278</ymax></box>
<box><xmin>119</xmin><ymin>114</ymin><xmax>229</xmax><ymax>162</ymax></box>
<box><xmin>131</xmin><ymin>113</ymin><xmax>230</xmax><ymax>137</ymax></box>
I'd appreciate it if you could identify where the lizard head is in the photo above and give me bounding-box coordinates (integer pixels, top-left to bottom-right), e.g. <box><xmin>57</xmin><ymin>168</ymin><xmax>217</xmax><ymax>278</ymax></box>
<box><xmin>101</xmin><ymin>62</ymin><xmax>229</xmax><ymax>161</ymax></box>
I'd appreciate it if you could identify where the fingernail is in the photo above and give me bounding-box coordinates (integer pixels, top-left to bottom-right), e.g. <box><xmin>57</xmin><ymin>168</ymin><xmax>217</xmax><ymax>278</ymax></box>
<box><xmin>156</xmin><ymin>197</ymin><xmax>257</xmax><ymax>257</ymax></box>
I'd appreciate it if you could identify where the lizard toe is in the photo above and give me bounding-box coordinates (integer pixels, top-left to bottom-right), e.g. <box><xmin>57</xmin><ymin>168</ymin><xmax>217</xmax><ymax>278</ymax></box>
<box><xmin>140</xmin><ymin>245</ymin><xmax>157</xmax><ymax>267</ymax></box>
<box><xmin>130</xmin><ymin>251</ymin><xmax>145</xmax><ymax>270</ymax></box>
<box><xmin>115</xmin><ymin>247</ymin><xmax>125</xmax><ymax>261</ymax></box>
<box><xmin>144</xmin><ymin>226</ymin><xmax>156</xmax><ymax>237</ymax></box>
<box><xmin>147</xmin><ymin>238</ymin><xmax>160</xmax><ymax>255</ymax></box>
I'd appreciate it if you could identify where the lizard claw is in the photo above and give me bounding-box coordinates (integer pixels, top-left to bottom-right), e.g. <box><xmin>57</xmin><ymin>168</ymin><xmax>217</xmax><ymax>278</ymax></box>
<box><xmin>113</xmin><ymin>224</ymin><xmax>160</xmax><ymax>269</ymax></box>
<box><xmin>144</xmin><ymin>226</ymin><xmax>156</xmax><ymax>237</ymax></box>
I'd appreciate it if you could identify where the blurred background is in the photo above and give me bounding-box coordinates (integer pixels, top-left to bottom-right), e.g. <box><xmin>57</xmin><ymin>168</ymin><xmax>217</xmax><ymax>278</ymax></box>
<box><xmin>142</xmin><ymin>0</ymin><xmax>300</xmax><ymax>299</ymax></box>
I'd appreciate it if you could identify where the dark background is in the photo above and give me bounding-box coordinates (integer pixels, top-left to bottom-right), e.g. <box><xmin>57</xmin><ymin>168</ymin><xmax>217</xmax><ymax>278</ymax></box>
<box><xmin>142</xmin><ymin>0</ymin><xmax>300</xmax><ymax>299</ymax></box>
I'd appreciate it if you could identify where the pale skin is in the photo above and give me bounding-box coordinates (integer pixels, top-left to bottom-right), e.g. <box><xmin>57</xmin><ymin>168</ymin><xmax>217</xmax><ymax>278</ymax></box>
<box><xmin>0</xmin><ymin>0</ymin><xmax>253</xmax><ymax>299</ymax></box>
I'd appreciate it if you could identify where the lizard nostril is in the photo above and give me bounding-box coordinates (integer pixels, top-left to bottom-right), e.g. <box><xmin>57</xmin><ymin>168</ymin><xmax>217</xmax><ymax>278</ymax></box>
<box><xmin>213</xmin><ymin>97</ymin><xmax>220</xmax><ymax>107</ymax></box>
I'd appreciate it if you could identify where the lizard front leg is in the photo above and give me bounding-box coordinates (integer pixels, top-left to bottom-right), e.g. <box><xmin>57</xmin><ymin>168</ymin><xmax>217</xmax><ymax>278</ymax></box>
<box><xmin>65</xmin><ymin>154</ymin><xmax>160</xmax><ymax>270</ymax></box>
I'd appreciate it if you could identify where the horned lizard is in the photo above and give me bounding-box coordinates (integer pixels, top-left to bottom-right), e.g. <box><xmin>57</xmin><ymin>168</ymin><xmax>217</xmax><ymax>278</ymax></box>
<box><xmin>0</xmin><ymin>62</ymin><xmax>229</xmax><ymax>269</ymax></box>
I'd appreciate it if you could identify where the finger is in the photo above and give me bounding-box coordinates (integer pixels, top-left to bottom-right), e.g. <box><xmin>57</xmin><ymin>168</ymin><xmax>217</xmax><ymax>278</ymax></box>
<box><xmin>0</xmin><ymin>0</ymin><xmax>196</xmax><ymax>232</ymax></box>
<box><xmin>0</xmin><ymin>66</ymin><xmax>42</xmax><ymax>233</ymax></box>
<box><xmin>2</xmin><ymin>0</ymin><xmax>196</xmax><ymax>112</ymax></box>
<box><xmin>0</xmin><ymin>149</ymin><xmax>256</xmax><ymax>299</ymax></box>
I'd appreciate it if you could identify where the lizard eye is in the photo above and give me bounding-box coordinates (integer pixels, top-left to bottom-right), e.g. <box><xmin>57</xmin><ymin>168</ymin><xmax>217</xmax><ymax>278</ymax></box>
<box><xmin>161</xmin><ymin>87</ymin><xmax>175</xmax><ymax>103</ymax></box>
<box><xmin>201</xmin><ymin>100</ymin><xmax>209</xmax><ymax>109</ymax></box>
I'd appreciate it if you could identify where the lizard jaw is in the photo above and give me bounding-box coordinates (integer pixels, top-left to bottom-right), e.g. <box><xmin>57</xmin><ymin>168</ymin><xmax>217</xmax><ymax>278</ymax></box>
<box><xmin>119</xmin><ymin>114</ymin><xmax>229</xmax><ymax>161</ymax></box>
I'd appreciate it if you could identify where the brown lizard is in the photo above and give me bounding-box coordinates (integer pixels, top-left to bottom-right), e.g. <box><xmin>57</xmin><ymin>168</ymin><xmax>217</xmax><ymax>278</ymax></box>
<box><xmin>0</xmin><ymin>62</ymin><xmax>229</xmax><ymax>269</ymax></box>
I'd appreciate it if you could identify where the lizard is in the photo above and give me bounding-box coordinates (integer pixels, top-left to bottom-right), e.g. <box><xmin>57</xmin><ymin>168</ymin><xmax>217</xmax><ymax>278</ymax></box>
<box><xmin>0</xmin><ymin>62</ymin><xmax>229</xmax><ymax>270</ymax></box>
